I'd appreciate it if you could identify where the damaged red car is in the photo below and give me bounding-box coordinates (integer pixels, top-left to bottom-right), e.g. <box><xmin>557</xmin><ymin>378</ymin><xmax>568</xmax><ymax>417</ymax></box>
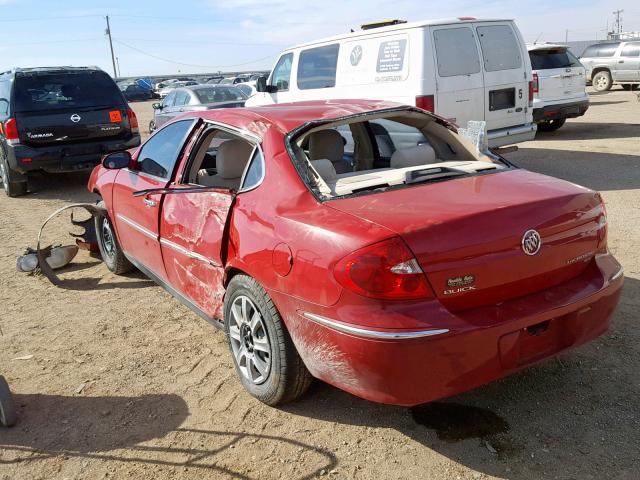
<box><xmin>88</xmin><ymin>100</ymin><xmax>623</xmax><ymax>406</ymax></box>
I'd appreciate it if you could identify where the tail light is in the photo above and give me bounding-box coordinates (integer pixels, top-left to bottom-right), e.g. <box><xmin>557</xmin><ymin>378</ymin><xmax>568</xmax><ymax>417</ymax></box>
<box><xmin>334</xmin><ymin>237</ymin><xmax>434</xmax><ymax>300</ymax></box>
<box><xmin>529</xmin><ymin>74</ymin><xmax>537</xmax><ymax>107</ymax></box>
<box><xmin>596</xmin><ymin>194</ymin><xmax>608</xmax><ymax>250</ymax></box>
<box><xmin>3</xmin><ymin>118</ymin><xmax>19</xmax><ymax>141</ymax></box>
<box><xmin>127</xmin><ymin>108</ymin><xmax>139</xmax><ymax>133</ymax></box>
<box><xmin>416</xmin><ymin>95</ymin><xmax>434</xmax><ymax>112</ymax></box>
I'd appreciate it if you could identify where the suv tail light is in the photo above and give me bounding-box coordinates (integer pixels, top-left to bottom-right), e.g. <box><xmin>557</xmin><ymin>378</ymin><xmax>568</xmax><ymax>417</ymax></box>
<box><xmin>127</xmin><ymin>108</ymin><xmax>139</xmax><ymax>133</ymax></box>
<box><xmin>334</xmin><ymin>237</ymin><xmax>434</xmax><ymax>300</ymax></box>
<box><xmin>3</xmin><ymin>118</ymin><xmax>19</xmax><ymax>141</ymax></box>
<box><xmin>529</xmin><ymin>74</ymin><xmax>537</xmax><ymax>107</ymax></box>
<box><xmin>532</xmin><ymin>72</ymin><xmax>539</xmax><ymax>94</ymax></box>
<box><xmin>416</xmin><ymin>95</ymin><xmax>434</xmax><ymax>112</ymax></box>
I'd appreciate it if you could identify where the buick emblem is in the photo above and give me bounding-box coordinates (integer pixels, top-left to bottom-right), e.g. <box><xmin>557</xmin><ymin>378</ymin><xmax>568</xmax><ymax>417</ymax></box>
<box><xmin>521</xmin><ymin>229</ymin><xmax>542</xmax><ymax>256</ymax></box>
<box><xmin>70</xmin><ymin>113</ymin><xmax>81</xmax><ymax>123</ymax></box>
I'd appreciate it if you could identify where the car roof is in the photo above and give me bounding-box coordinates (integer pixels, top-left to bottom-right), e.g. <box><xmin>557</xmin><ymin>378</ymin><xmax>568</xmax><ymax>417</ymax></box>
<box><xmin>178</xmin><ymin>99</ymin><xmax>414</xmax><ymax>135</ymax></box>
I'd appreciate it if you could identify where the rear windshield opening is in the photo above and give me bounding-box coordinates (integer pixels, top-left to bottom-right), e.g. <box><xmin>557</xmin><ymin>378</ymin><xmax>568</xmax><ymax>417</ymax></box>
<box><xmin>290</xmin><ymin>110</ymin><xmax>509</xmax><ymax>200</ymax></box>
<box><xmin>530</xmin><ymin>48</ymin><xmax>581</xmax><ymax>70</ymax></box>
<box><xmin>14</xmin><ymin>71</ymin><xmax>124</xmax><ymax>112</ymax></box>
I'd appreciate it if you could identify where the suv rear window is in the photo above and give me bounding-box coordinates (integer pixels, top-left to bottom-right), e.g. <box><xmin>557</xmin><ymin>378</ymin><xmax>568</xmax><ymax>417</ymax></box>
<box><xmin>529</xmin><ymin>48</ymin><xmax>581</xmax><ymax>69</ymax></box>
<box><xmin>13</xmin><ymin>71</ymin><xmax>124</xmax><ymax>113</ymax></box>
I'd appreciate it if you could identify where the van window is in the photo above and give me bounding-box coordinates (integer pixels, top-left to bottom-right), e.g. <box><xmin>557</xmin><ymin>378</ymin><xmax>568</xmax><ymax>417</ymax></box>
<box><xmin>581</xmin><ymin>43</ymin><xmax>619</xmax><ymax>58</ymax></box>
<box><xmin>297</xmin><ymin>44</ymin><xmax>340</xmax><ymax>90</ymax></box>
<box><xmin>529</xmin><ymin>48</ymin><xmax>581</xmax><ymax>69</ymax></box>
<box><xmin>433</xmin><ymin>27</ymin><xmax>481</xmax><ymax>77</ymax></box>
<box><xmin>621</xmin><ymin>43</ymin><xmax>640</xmax><ymax>57</ymax></box>
<box><xmin>477</xmin><ymin>25</ymin><xmax>522</xmax><ymax>71</ymax></box>
<box><xmin>271</xmin><ymin>53</ymin><xmax>293</xmax><ymax>91</ymax></box>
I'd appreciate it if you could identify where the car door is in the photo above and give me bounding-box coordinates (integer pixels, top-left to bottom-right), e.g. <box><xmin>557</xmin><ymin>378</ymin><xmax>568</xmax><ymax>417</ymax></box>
<box><xmin>112</xmin><ymin>119</ymin><xmax>197</xmax><ymax>280</ymax></box>
<box><xmin>475</xmin><ymin>22</ymin><xmax>529</xmax><ymax>131</ymax></box>
<box><xmin>431</xmin><ymin>25</ymin><xmax>485</xmax><ymax>125</ymax></box>
<box><xmin>156</xmin><ymin>91</ymin><xmax>176</xmax><ymax>128</ymax></box>
<box><xmin>615</xmin><ymin>43</ymin><xmax>640</xmax><ymax>81</ymax></box>
<box><xmin>165</xmin><ymin>90</ymin><xmax>189</xmax><ymax>121</ymax></box>
<box><xmin>159</xmin><ymin>136</ymin><xmax>263</xmax><ymax>319</ymax></box>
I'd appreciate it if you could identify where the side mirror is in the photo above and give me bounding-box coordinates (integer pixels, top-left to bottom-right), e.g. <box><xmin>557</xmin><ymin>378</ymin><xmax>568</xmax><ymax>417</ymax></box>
<box><xmin>152</xmin><ymin>103</ymin><xmax>162</xmax><ymax>110</ymax></box>
<box><xmin>102</xmin><ymin>151</ymin><xmax>132</xmax><ymax>170</ymax></box>
<box><xmin>256</xmin><ymin>76</ymin><xmax>270</xmax><ymax>93</ymax></box>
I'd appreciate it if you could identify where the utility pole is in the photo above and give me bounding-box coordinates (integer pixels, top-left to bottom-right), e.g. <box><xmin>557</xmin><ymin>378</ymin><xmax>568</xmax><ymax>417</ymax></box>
<box><xmin>613</xmin><ymin>9</ymin><xmax>623</xmax><ymax>34</ymax></box>
<box><xmin>105</xmin><ymin>15</ymin><xmax>118</xmax><ymax>78</ymax></box>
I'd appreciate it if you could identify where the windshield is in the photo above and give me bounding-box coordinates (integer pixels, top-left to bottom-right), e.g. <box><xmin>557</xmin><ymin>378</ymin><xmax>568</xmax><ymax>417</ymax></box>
<box><xmin>14</xmin><ymin>71</ymin><xmax>124</xmax><ymax>112</ymax></box>
<box><xmin>291</xmin><ymin>111</ymin><xmax>508</xmax><ymax>200</ymax></box>
<box><xmin>195</xmin><ymin>86</ymin><xmax>247</xmax><ymax>103</ymax></box>
<box><xmin>530</xmin><ymin>48</ymin><xmax>581</xmax><ymax>69</ymax></box>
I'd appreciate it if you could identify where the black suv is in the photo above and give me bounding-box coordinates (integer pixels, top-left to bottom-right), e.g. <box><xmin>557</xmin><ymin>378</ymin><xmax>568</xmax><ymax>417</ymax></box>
<box><xmin>0</xmin><ymin>66</ymin><xmax>141</xmax><ymax>196</ymax></box>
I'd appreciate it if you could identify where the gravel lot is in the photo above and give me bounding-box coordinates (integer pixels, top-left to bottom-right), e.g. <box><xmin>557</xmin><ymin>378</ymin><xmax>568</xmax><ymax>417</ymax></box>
<box><xmin>0</xmin><ymin>87</ymin><xmax>638</xmax><ymax>480</ymax></box>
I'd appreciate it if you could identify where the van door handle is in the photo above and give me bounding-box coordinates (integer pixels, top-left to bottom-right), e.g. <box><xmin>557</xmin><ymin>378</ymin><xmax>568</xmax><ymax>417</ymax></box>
<box><xmin>143</xmin><ymin>198</ymin><xmax>156</xmax><ymax>208</ymax></box>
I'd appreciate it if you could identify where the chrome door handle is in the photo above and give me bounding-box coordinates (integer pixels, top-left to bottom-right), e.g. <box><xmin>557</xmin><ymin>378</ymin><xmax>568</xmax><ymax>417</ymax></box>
<box><xmin>143</xmin><ymin>198</ymin><xmax>156</xmax><ymax>208</ymax></box>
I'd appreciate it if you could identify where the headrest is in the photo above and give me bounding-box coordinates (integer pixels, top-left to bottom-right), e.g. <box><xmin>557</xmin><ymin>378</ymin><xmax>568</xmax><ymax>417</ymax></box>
<box><xmin>216</xmin><ymin>139</ymin><xmax>254</xmax><ymax>179</ymax></box>
<box><xmin>311</xmin><ymin>159</ymin><xmax>337</xmax><ymax>184</ymax></box>
<box><xmin>390</xmin><ymin>144</ymin><xmax>436</xmax><ymax>169</ymax></box>
<box><xmin>308</xmin><ymin>130</ymin><xmax>345</xmax><ymax>163</ymax></box>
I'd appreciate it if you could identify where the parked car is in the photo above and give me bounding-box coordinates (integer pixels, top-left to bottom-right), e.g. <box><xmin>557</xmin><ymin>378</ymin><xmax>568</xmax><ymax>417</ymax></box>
<box><xmin>0</xmin><ymin>66</ymin><xmax>140</xmax><ymax>197</ymax></box>
<box><xmin>220</xmin><ymin>76</ymin><xmax>250</xmax><ymax>85</ymax></box>
<box><xmin>204</xmin><ymin>76</ymin><xmax>224</xmax><ymax>84</ymax></box>
<box><xmin>158</xmin><ymin>80</ymin><xmax>198</xmax><ymax>98</ymax></box>
<box><xmin>149</xmin><ymin>85</ymin><xmax>246</xmax><ymax>133</ymax></box>
<box><xmin>89</xmin><ymin>99</ymin><xmax>622</xmax><ymax>407</ymax></box>
<box><xmin>248</xmin><ymin>17</ymin><xmax>537</xmax><ymax>147</ymax></box>
<box><xmin>527</xmin><ymin>43</ymin><xmax>589</xmax><ymax>131</ymax></box>
<box><xmin>120</xmin><ymin>83</ymin><xmax>154</xmax><ymax>102</ymax></box>
<box><xmin>580</xmin><ymin>41</ymin><xmax>640</xmax><ymax>91</ymax></box>
<box><xmin>236</xmin><ymin>81</ymin><xmax>257</xmax><ymax>97</ymax></box>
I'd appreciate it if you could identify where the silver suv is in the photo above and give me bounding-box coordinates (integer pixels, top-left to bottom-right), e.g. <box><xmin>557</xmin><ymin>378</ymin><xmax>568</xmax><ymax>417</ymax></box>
<box><xmin>579</xmin><ymin>41</ymin><xmax>640</xmax><ymax>91</ymax></box>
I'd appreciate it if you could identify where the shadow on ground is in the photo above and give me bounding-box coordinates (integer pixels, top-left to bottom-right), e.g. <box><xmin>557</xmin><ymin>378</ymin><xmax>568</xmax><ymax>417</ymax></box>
<box><xmin>0</xmin><ymin>393</ymin><xmax>336</xmax><ymax>479</ymax></box>
<box><xmin>533</xmin><ymin>121</ymin><xmax>640</xmax><ymax>141</ymax></box>
<box><xmin>506</xmin><ymin>147</ymin><xmax>640</xmax><ymax>191</ymax></box>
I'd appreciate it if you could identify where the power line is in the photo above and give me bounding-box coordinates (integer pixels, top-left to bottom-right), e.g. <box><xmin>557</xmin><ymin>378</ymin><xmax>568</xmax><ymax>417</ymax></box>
<box><xmin>112</xmin><ymin>39</ymin><xmax>278</xmax><ymax>69</ymax></box>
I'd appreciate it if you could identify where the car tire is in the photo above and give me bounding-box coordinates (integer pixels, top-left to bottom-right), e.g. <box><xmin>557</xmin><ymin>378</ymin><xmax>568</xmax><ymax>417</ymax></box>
<box><xmin>95</xmin><ymin>201</ymin><xmax>134</xmax><ymax>275</ymax></box>
<box><xmin>0</xmin><ymin>151</ymin><xmax>28</xmax><ymax>197</ymax></box>
<box><xmin>224</xmin><ymin>274</ymin><xmax>312</xmax><ymax>406</ymax></box>
<box><xmin>537</xmin><ymin>118</ymin><xmax>566</xmax><ymax>132</ymax></box>
<box><xmin>148</xmin><ymin>120</ymin><xmax>156</xmax><ymax>134</ymax></box>
<box><xmin>592</xmin><ymin>71</ymin><xmax>612</xmax><ymax>92</ymax></box>
<box><xmin>0</xmin><ymin>376</ymin><xmax>17</xmax><ymax>427</ymax></box>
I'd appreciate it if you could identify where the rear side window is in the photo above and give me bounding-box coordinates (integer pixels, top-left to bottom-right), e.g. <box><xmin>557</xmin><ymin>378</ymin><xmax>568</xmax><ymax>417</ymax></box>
<box><xmin>621</xmin><ymin>43</ymin><xmax>640</xmax><ymax>57</ymax></box>
<box><xmin>581</xmin><ymin>44</ymin><xmax>619</xmax><ymax>58</ymax></box>
<box><xmin>271</xmin><ymin>53</ymin><xmax>293</xmax><ymax>91</ymax></box>
<box><xmin>297</xmin><ymin>44</ymin><xmax>340</xmax><ymax>90</ymax></box>
<box><xmin>240</xmin><ymin>148</ymin><xmax>264</xmax><ymax>191</ymax></box>
<box><xmin>137</xmin><ymin>119</ymin><xmax>194</xmax><ymax>179</ymax></box>
<box><xmin>13</xmin><ymin>71</ymin><xmax>124</xmax><ymax>112</ymax></box>
<box><xmin>529</xmin><ymin>49</ymin><xmax>581</xmax><ymax>69</ymax></box>
<box><xmin>433</xmin><ymin>27</ymin><xmax>481</xmax><ymax>76</ymax></box>
<box><xmin>477</xmin><ymin>25</ymin><xmax>522</xmax><ymax>71</ymax></box>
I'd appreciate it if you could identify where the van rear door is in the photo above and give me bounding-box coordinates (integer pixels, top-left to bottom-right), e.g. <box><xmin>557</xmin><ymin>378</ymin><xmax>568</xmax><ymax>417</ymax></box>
<box><xmin>431</xmin><ymin>25</ymin><xmax>485</xmax><ymax>126</ymax></box>
<box><xmin>475</xmin><ymin>22</ymin><xmax>530</xmax><ymax>131</ymax></box>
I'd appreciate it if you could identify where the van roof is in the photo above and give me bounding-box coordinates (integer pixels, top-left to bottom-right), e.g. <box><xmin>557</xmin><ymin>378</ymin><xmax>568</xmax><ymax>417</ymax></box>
<box><xmin>285</xmin><ymin>17</ymin><xmax>514</xmax><ymax>51</ymax></box>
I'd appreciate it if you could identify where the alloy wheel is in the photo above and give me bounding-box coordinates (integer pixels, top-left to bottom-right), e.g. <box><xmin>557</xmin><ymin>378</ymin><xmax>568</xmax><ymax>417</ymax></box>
<box><xmin>101</xmin><ymin>218</ymin><xmax>116</xmax><ymax>257</ymax></box>
<box><xmin>228</xmin><ymin>295</ymin><xmax>272</xmax><ymax>385</ymax></box>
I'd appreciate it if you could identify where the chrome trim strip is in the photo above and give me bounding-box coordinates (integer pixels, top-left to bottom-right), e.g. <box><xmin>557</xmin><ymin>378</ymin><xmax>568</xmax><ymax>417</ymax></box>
<box><xmin>610</xmin><ymin>266</ymin><xmax>624</xmax><ymax>282</ymax></box>
<box><xmin>159</xmin><ymin>238</ymin><xmax>220</xmax><ymax>267</ymax></box>
<box><xmin>301</xmin><ymin>312</ymin><xmax>449</xmax><ymax>340</ymax></box>
<box><xmin>116</xmin><ymin>214</ymin><xmax>158</xmax><ymax>240</ymax></box>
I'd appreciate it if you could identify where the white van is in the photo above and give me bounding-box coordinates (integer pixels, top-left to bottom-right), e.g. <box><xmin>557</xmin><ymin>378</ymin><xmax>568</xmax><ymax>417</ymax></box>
<box><xmin>247</xmin><ymin>18</ymin><xmax>537</xmax><ymax>147</ymax></box>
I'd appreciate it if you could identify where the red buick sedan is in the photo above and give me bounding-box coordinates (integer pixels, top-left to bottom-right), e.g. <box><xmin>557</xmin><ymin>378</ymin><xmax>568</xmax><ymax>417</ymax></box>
<box><xmin>88</xmin><ymin>100</ymin><xmax>623</xmax><ymax>406</ymax></box>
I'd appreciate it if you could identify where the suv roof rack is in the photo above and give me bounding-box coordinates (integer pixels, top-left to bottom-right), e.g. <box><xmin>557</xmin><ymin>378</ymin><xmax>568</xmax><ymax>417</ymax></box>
<box><xmin>361</xmin><ymin>19</ymin><xmax>407</xmax><ymax>30</ymax></box>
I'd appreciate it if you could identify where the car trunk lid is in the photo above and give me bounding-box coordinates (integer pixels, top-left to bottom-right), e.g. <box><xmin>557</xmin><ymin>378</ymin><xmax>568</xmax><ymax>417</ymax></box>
<box><xmin>327</xmin><ymin>169</ymin><xmax>605</xmax><ymax>312</ymax></box>
<box><xmin>530</xmin><ymin>46</ymin><xmax>586</xmax><ymax>102</ymax></box>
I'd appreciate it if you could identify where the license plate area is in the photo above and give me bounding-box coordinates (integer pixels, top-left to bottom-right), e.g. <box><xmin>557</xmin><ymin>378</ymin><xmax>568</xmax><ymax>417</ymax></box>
<box><xmin>498</xmin><ymin>317</ymin><xmax>565</xmax><ymax>369</ymax></box>
<box><xmin>489</xmin><ymin>88</ymin><xmax>515</xmax><ymax>111</ymax></box>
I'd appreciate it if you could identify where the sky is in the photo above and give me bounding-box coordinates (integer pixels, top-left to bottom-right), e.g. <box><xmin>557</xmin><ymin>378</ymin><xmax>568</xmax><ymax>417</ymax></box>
<box><xmin>0</xmin><ymin>0</ymin><xmax>639</xmax><ymax>77</ymax></box>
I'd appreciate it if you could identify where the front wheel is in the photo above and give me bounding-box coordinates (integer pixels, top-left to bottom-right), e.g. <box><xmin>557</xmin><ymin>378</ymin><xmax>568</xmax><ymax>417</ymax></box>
<box><xmin>592</xmin><ymin>71</ymin><xmax>612</xmax><ymax>92</ymax></box>
<box><xmin>95</xmin><ymin>201</ymin><xmax>133</xmax><ymax>275</ymax></box>
<box><xmin>537</xmin><ymin>118</ymin><xmax>566</xmax><ymax>132</ymax></box>
<box><xmin>224</xmin><ymin>274</ymin><xmax>312</xmax><ymax>406</ymax></box>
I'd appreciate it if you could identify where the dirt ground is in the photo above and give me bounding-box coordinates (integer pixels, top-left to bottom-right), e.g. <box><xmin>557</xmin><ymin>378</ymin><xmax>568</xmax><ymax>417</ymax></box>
<box><xmin>1</xmin><ymin>87</ymin><xmax>638</xmax><ymax>480</ymax></box>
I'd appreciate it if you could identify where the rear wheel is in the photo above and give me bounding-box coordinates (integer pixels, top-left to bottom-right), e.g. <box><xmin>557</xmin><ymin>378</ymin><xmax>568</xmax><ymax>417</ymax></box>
<box><xmin>0</xmin><ymin>151</ymin><xmax>28</xmax><ymax>197</ymax></box>
<box><xmin>95</xmin><ymin>201</ymin><xmax>134</xmax><ymax>274</ymax></box>
<box><xmin>0</xmin><ymin>376</ymin><xmax>17</xmax><ymax>427</ymax></box>
<box><xmin>224</xmin><ymin>274</ymin><xmax>312</xmax><ymax>406</ymax></box>
<box><xmin>537</xmin><ymin>118</ymin><xmax>566</xmax><ymax>132</ymax></box>
<box><xmin>592</xmin><ymin>71</ymin><xmax>612</xmax><ymax>92</ymax></box>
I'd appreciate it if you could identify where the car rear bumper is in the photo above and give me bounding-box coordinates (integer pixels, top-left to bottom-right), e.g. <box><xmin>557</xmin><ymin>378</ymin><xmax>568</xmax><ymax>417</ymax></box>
<box><xmin>533</xmin><ymin>99</ymin><xmax>590</xmax><ymax>123</ymax></box>
<box><xmin>274</xmin><ymin>252</ymin><xmax>623</xmax><ymax>406</ymax></box>
<box><xmin>487</xmin><ymin>123</ymin><xmax>537</xmax><ymax>147</ymax></box>
<box><xmin>6</xmin><ymin>134</ymin><xmax>141</xmax><ymax>174</ymax></box>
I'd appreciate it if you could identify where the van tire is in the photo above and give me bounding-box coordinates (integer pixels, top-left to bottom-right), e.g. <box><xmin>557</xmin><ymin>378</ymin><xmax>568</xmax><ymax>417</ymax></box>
<box><xmin>537</xmin><ymin>118</ymin><xmax>566</xmax><ymax>132</ymax></box>
<box><xmin>95</xmin><ymin>201</ymin><xmax>134</xmax><ymax>275</ymax></box>
<box><xmin>0</xmin><ymin>153</ymin><xmax>28</xmax><ymax>197</ymax></box>
<box><xmin>592</xmin><ymin>71</ymin><xmax>612</xmax><ymax>92</ymax></box>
